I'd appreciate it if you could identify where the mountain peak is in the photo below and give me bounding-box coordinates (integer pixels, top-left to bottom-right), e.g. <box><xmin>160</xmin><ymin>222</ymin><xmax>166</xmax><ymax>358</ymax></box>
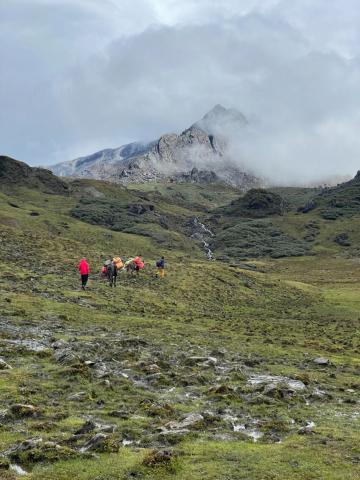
<box><xmin>207</xmin><ymin>104</ymin><xmax>228</xmax><ymax>115</ymax></box>
<box><xmin>193</xmin><ymin>105</ymin><xmax>248</xmax><ymax>136</ymax></box>
<box><xmin>50</xmin><ymin>104</ymin><xmax>255</xmax><ymax>189</ymax></box>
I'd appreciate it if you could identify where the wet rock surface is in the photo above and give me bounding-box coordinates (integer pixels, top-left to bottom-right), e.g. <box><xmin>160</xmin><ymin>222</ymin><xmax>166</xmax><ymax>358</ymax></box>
<box><xmin>0</xmin><ymin>311</ymin><xmax>358</xmax><ymax>472</ymax></box>
<box><xmin>0</xmin><ymin>316</ymin><xmax>356</xmax><ymax>464</ymax></box>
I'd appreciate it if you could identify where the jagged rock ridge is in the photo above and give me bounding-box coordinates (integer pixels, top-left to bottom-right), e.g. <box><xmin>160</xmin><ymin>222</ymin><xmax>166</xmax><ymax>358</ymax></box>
<box><xmin>51</xmin><ymin>105</ymin><xmax>260</xmax><ymax>190</ymax></box>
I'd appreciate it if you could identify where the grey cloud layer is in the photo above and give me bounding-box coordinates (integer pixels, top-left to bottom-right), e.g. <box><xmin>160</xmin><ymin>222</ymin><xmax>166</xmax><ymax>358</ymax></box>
<box><xmin>1</xmin><ymin>0</ymin><xmax>360</xmax><ymax>183</ymax></box>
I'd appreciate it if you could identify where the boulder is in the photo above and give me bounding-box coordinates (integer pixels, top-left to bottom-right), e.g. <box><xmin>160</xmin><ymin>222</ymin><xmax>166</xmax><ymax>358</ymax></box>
<box><xmin>313</xmin><ymin>357</ymin><xmax>330</xmax><ymax>366</ymax></box>
<box><xmin>10</xmin><ymin>404</ymin><xmax>37</xmax><ymax>418</ymax></box>
<box><xmin>75</xmin><ymin>421</ymin><xmax>96</xmax><ymax>435</ymax></box>
<box><xmin>67</xmin><ymin>391</ymin><xmax>87</xmax><ymax>401</ymax></box>
<box><xmin>0</xmin><ymin>358</ymin><xmax>12</xmax><ymax>370</ymax></box>
<box><xmin>166</xmin><ymin>413</ymin><xmax>204</xmax><ymax>430</ymax></box>
<box><xmin>53</xmin><ymin>349</ymin><xmax>77</xmax><ymax>365</ymax></box>
<box><xmin>79</xmin><ymin>433</ymin><xmax>108</xmax><ymax>453</ymax></box>
<box><xmin>143</xmin><ymin>449</ymin><xmax>174</xmax><ymax>467</ymax></box>
<box><xmin>51</xmin><ymin>340</ymin><xmax>67</xmax><ymax>350</ymax></box>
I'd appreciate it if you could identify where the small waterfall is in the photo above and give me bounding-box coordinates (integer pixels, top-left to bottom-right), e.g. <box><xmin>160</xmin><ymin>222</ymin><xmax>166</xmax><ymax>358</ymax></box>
<box><xmin>190</xmin><ymin>217</ymin><xmax>215</xmax><ymax>260</ymax></box>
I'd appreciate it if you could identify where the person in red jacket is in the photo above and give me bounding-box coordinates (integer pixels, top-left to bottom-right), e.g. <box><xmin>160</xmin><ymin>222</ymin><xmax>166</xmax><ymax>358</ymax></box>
<box><xmin>78</xmin><ymin>258</ymin><xmax>90</xmax><ymax>290</ymax></box>
<box><xmin>133</xmin><ymin>255</ymin><xmax>145</xmax><ymax>274</ymax></box>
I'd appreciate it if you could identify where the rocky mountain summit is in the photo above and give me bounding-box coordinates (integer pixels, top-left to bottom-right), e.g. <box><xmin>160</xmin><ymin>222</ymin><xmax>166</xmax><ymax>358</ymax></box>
<box><xmin>51</xmin><ymin>105</ymin><xmax>260</xmax><ymax>190</ymax></box>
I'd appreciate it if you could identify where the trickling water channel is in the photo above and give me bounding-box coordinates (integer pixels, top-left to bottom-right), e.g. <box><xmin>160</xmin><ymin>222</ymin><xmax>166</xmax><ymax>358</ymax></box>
<box><xmin>190</xmin><ymin>217</ymin><xmax>215</xmax><ymax>260</ymax></box>
<box><xmin>10</xmin><ymin>464</ymin><xmax>27</xmax><ymax>476</ymax></box>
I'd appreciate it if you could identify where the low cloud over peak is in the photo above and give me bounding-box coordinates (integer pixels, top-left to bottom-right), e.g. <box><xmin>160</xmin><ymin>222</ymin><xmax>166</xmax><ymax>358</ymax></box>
<box><xmin>1</xmin><ymin>0</ymin><xmax>360</xmax><ymax>184</ymax></box>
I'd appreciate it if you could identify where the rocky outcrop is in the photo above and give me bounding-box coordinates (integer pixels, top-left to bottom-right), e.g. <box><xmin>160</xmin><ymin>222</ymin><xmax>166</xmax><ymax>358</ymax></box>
<box><xmin>107</xmin><ymin>125</ymin><xmax>225</xmax><ymax>184</ymax></box>
<box><xmin>50</xmin><ymin>105</ymin><xmax>261</xmax><ymax>190</ymax></box>
<box><xmin>175</xmin><ymin>167</ymin><xmax>219</xmax><ymax>184</ymax></box>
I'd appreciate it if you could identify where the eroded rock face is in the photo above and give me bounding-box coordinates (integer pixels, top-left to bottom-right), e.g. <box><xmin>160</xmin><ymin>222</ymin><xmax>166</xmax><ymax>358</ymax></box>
<box><xmin>110</xmin><ymin>126</ymin><xmax>223</xmax><ymax>184</ymax></box>
<box><xmin>50</xmin><ymin>106</ymin><xmax>260</xmax><ymax>190</ymax></box>
<box><xmin>175</xmin><ymin>167</ymin><xmax>219</xmax><ymax>184</ymax></box>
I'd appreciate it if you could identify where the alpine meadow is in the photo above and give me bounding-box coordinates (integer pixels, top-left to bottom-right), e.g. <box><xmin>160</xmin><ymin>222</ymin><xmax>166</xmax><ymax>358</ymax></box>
<box><xmin>1</xmin><ymin>1</ymin><xmax>360</xmax><ymax>479</ymax></box>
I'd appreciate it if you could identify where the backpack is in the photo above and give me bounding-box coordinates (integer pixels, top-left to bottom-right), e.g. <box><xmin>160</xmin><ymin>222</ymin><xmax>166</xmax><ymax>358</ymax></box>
<box><xmin>113</xmin><ymin>257</ymin><xmax>124</xmax><ymax>270</ymax></box>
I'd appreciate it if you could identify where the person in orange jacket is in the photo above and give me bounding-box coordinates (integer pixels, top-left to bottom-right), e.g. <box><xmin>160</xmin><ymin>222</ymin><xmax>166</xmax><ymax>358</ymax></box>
<box><xmin>78</xmin><ymin>257</ymin><xmax>90</xmax><ymax>290</ymax></box>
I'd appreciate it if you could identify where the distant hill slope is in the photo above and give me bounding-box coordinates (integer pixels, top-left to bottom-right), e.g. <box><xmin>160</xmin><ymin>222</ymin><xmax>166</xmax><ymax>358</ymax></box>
<box><xmin>50</xmin><ymin>105</ymin><xmax>260</xmax><ymax>190</ymax></box>
<box><xmin>2</xmin><ymin>156</ymin><xmax>360</xmax><ymax>261</ymax></box>
<box><xmin>0</xmin><ymin>155</ymin><xmax>69</xmax><ymax>194</ymax></box>
<box><xmin>299</xmin><ymin>170</ymin><xmax>360</xmax><ymax>219</ymax></box>
<box><xmin>208</xmin><ymin>171</ymin><xmax>360</xmax><ymax>260</ymax></box>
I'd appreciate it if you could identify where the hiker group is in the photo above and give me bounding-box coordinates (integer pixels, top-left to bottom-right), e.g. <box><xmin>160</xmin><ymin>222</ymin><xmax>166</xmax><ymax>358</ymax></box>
<box><xmin>101</xmin><ymin>255</ymin><xmax>145</xmax><ymax>287</ymax></box>
<box><xmin>77</xmin><ymin>255</ymin><xmax>165</xmax><ymax>289</ymax></box>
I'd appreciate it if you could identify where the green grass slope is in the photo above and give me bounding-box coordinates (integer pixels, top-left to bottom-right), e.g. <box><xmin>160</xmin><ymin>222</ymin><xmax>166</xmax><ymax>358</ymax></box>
<box><xmin>0</xmin><ymin>159</ymin><xmax>359</xmax><ymax>480</ymax></box>
<box><xmin>210</xmin><ymin>178</ymin><xmax>360</xmax><ymax>261</ymax></box>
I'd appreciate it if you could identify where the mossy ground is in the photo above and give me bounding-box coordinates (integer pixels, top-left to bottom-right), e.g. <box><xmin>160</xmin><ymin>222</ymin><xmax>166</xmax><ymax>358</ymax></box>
<box><xmin>0</xmin><ymin>184</ymin><xmax>359</xmax><ymax>480</ymax></box>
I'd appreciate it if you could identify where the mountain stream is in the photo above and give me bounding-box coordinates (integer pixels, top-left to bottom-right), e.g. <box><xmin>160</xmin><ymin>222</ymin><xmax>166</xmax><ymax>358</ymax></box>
<box><xmin>190</xmin><ymin>217</ymin><xmax>215</xmax><ymax>260</ymax></box>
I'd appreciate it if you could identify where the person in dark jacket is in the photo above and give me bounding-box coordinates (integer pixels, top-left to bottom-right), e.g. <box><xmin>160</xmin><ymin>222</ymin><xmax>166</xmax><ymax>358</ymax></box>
<box><xmin>156</xmin><ymin>256</ymin><xmax>165</xmax><ymax>278</ymax></box>
<box><xmin>105</xmin><ymin>257</ymin><xmax>117</xmax><ymax>287</ymax></box>
<box><xmin>78</xmin><ymin>258</ymin><xmax>90</xmax><ymax>290</ymax></box>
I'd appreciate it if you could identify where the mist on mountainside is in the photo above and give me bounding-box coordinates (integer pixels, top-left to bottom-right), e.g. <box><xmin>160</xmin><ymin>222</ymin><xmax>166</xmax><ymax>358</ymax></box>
<box><xmin>50</xmin><ymin>103</ymin><xmax>357</xmax><ymax>188</ymax></box>
<box><xmin>185</xmin><ymin>105</ymin><xmax>357</xmax><ymax>186</ymax></box>
<box><xmin>225</xmin><ymin>123</ymin><xmax>357</xmax><ymax>187</ymax></box>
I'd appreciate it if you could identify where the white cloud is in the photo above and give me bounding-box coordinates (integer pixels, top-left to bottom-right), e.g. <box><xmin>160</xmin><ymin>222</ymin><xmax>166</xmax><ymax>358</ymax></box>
<box><xmin>1</xmin><ymin>0</ymin><xmax>360</xmax><ymax>183</ymax></box>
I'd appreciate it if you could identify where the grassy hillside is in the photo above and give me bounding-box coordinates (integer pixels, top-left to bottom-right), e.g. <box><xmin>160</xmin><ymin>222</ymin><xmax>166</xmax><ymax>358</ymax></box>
<box><xmin>210</xmin><ymin>181</ymin><xmax>360</xmax><ymax>261</ymax></box>
<box><xmin>0</xmin><ymin>159</ymin><xmax>359</xmax><ymax>479</ymax></box>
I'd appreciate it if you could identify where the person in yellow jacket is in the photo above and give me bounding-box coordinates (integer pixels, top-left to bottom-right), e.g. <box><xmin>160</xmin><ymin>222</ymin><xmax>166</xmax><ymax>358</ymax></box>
<box><xmin>156</xmin><ymin>256</ymin><xmax>165</xmax><ymax>278</ymax></box>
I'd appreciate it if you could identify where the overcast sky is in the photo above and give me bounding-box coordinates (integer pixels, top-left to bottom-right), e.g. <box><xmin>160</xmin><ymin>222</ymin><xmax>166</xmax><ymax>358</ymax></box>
<box><xmin>2</xmin><ymin>0</ymin><xmax>360</xmax><ymax>183</ymax></box>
